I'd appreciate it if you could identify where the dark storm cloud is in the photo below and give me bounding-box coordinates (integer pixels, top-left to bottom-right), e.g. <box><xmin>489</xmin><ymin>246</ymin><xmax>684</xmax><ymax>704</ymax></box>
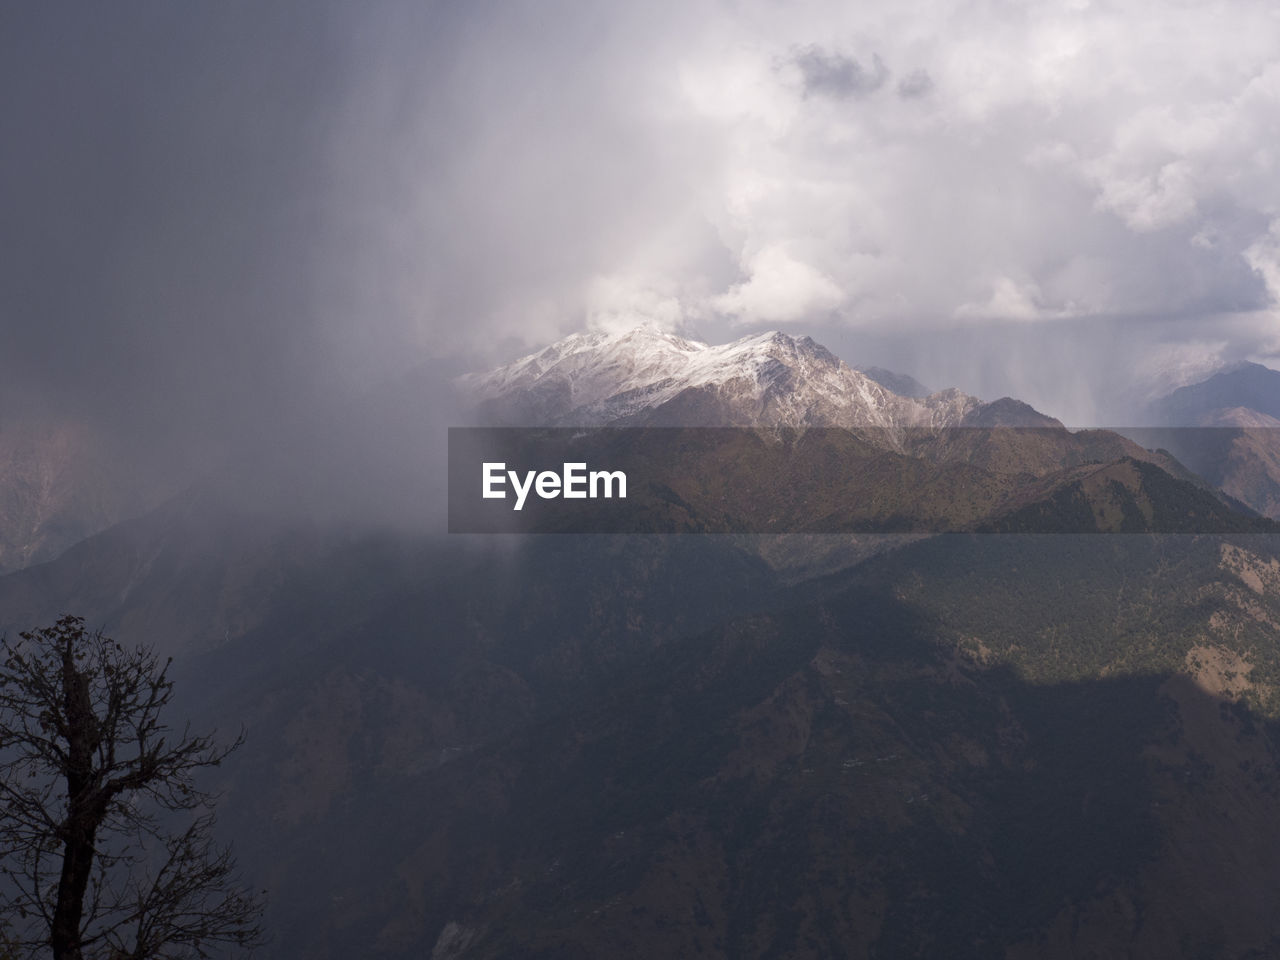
<box><xmin>4</xmin><ymin>0</ymin><xmax>1280</xmax><ymax>506</ymax></box>
<box><xmin>791</xmin><ymin>46</ymin><xmax>889</xmax><ymax>99</ymax></box>
<box><xmin>0</xmin><ymin>3</ymin><xmax>361</xmax><ymax>468</ymax></box>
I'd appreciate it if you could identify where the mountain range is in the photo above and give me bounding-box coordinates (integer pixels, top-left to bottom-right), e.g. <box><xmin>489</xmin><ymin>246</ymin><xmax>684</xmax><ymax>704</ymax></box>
<box><xmin>1149</xmin><ymin>361</ymin><xmax>1280</xmax><ymax>426</ymax></box>
<box><xmin>462</xmin><ymin>327</ymin><xmax>988</xmax><ymax>431</ymax></box>
<box><xmin>455</xmin><ymin>328</ymin><xmax>1268</xmax><ymax>535</ymax></box>
<box><xmin>4</xmin><ymin>328</ymin><xmax>1280</xmax><ymax>957</ymax></box>
<box><xmin>1121</xmin><ymin>361</ymin><xmax>1280</xmax><ymax>520</ymax></box>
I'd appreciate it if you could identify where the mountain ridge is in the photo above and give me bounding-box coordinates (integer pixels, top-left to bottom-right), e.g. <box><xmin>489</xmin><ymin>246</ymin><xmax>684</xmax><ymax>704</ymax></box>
<box><xmin>457</xmin><ymin>327</ymin><xmax>987</xmax><ymax>432</ymax></box>
<box><xmin>455</xmin><ymin>327</ymin><xmax>1252</xmax><ymax>527</ymax></box>
<box><xmin>3</xmin><ymin>330</ymin><xmax>1280</xmax><ymax>956</ymax></box>
<box><xmin>1127</xmin><ymin>360</ymin><xmax>1280</xmax><ymax>518</ymax></box>
<box><xmin>1149</xmin><ymin>361</ymin><xmax>1280</xmax><ymax>426</ymax></box>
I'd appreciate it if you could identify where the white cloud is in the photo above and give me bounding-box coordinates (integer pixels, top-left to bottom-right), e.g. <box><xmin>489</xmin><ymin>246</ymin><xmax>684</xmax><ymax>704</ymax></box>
<box><xmin>1244</xmin><ymin>220</ymin><xmax>1280</xmax><ymax>307</ymax></box>
<box><xmin>956</xmin><ymin>277</ymin><xmax>1061</xmax><ymax>322</ymax></box>
<box><xmin>713</xmin><ymin>245</ymin><xmax>845</xmax><ymax>323</ymax></box>
<box><xmin>322</xmin><ymin>0</ymin><xmax>1280</xmax><ymax>373</ymax></box>
<box><xmin>1133</xmin><ymin>338</ymin><xmax>1233</xmax><ymax>400</ymax></box>
<box><xmin>585</xmin><ymin>275</ymin><xmax>686</xmax><ymax>334</ymax></box>
<box><xmin>1088</xmin><ymin>158</ymin><xmax>1199</xmax><ymax>232</ymax></box>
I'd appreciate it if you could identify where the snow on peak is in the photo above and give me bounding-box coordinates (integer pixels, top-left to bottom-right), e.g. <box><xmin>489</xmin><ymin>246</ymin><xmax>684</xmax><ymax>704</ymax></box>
<box><xmin>459</xmin><ymin>326</ymin><xmax>707</xmax><ymax>409</ymax></box>
<box><xmin>458</xmin><ymin>326</ymin><xmax>981</xmax><ymax>430</ymax></box>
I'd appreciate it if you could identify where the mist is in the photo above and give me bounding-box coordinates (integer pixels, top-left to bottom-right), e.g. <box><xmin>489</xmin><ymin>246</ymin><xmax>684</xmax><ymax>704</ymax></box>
<box><xmin>5</xmin><ymin>0</ymin><xmax>1280</xmax><ymax>523</ymax></box>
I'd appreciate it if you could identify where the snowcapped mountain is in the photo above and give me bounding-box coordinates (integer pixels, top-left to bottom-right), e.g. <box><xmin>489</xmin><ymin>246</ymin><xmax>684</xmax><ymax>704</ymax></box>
<box><xmin>458</xmin><ymin>327</ymin><xmax>989</xmax><ymax>432</ymax></box>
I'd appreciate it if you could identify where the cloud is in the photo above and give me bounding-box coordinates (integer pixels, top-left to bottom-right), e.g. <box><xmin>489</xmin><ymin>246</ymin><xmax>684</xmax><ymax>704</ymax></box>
<box><xmin>275</xmin><ymin>0</ymin><xmax>1280</xmax><ymax>372</ymax></box>
<box><xmin>896</xmin><ymin>69</ymin><xmax>935</xmax><ymax>99</ymax></box>
<box><xmin>955</xmin><ymin>277</ymin><xmax>1062</xmax><ymax>322</ymax></box>
<box><xmin>790</xmin><ymin>46</ymin><xmax>889</xmax><ymax>100</ymax></box>
<box><xmin>6</xmin><ymin>0</ymin><xmax>1280</xmax><ymax>455</ymax></box>
<box><xmin>713</xmin><ymin>246</ymin><xmax>846</xmax><ymax>323</ymax></box>
<box><xmin>586</xmin><ymin>276</ymin><xmax>687</xmax><ymax>334</ymax></box>
<box><xmin>1245</xmin><ymin>220</ymin><xmax>1280</xmax><ymax>307</ymax></box>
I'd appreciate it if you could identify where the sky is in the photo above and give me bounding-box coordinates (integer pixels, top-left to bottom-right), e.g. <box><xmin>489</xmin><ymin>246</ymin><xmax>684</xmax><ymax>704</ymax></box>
<box><xmin>4</xmin><ymin>0</ymin><xmax>1280</xmax><ymax>453</ymax></box>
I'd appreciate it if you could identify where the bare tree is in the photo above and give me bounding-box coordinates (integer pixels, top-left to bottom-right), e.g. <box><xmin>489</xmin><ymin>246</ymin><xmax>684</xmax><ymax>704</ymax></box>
<box><xmin>0</xmin><ymin>615</ymin><xmax>264</xmax><ymax>960</ymax></box>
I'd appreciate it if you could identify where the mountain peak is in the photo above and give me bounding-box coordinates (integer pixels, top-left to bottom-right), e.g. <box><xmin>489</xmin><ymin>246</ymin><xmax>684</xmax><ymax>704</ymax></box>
<box><xmin>1150</xmin><ymin>360</ymin><xmax>1280</xmax><ymax>425</ymax></box>
<box><xmin>458</xmin><ymin>325</ymin><xmax>983</xmax><ymax>430</ymax></box>
<box><xmin>961</xmin><ymin>397</ymin><xmax>1065</xmax><ymax>429</ymax></box>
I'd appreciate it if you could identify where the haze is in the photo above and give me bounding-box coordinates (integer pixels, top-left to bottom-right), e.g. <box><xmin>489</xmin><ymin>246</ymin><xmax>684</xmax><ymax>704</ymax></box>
<box><xmin>4</xmin><ymin>0</ymin><xmax>1279</xmax><ymax>473</ymax></box>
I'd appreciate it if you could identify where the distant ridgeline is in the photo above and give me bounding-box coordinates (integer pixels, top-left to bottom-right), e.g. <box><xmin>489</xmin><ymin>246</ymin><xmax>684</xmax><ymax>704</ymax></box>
<box><xmin>448</xmin><ymin>427</ymin><xmax>1275</xmax><ymax>534</ymax></box>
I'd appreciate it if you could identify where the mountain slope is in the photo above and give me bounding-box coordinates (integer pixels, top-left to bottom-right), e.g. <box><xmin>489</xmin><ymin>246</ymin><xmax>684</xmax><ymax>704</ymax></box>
<box><xmin>401</xmin><ymin>540</ymin><xmax>1280</xmax><ymax>959</ymax></box>
<box><xmin>8</xmin><ymin>488</ymin><xmax>1280</xmax><ymax>958</ymax></box>
<box><xmin>6</xmin><ymin>327</ymin><xmax>1280</xmax><ymax>957</ymax></box>
<box><xmin>459</xmin><ymin>328</ymin><xmax>983</xmax><ymax>431</ymax></box>
<box><xmin>0</xmin><ymin>419</ymin><xmax>175</xmax><ymax>574</ymax></box>
<box><xmin>47</xmin><ymin>514</ymin><xmax>1280</xmax><ymax>957</ymax></box>
<box><xmin>855</xmin><ymin>365</ymin><xmax>932</xmax><ymax>398</ymax></box>
<box><xmin>456</xmin><ymin>328</ymin><xmax>1252</xmax><ymax>529</ymax></box>
<box><xmin>1131</xmin><ymin>361</ymin><xmax>1280</xmax><ymax>518</ymax></box>
<box><xmin>1150</xmin><ymin>361</ymin><xmax>1280</xmax><ymax>425</ymax></box>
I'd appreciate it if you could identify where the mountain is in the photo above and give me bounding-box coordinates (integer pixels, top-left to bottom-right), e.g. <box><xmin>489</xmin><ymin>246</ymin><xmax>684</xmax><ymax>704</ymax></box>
<box><xmin>1197</xmin><ymin>406</ymin><xmax>1280</xmax><ymax>429</ymax></box>
<box><xmin>1149</xmin><ymin>361</ymin><xmax>1280</xmax><ymax>425</ymax></box>
<box><xmin>385</xmin><ymin>534</ymin><xmax>1280</xmax><ymax>959</ymax></box>
<box><xmin>457</xmin><ymin>327</ymin><xmax>1251</xmax><ymax>532</ymax></box>
<box><xmin>855</xmin><ymin>364</ymin><xmax>932</xmax><ymax>398</ymax></box>
<box><xmin>6</xmin><ymin>489</ymin><xmax>1280</xmax><ymax>957</ymax></box>
<box><xmin>6</xmin><ymin>326</ymin><xmax>1280</xmax><ymax>957</ymax></box>
<box><xmin>958</xmin><ymin>396</ymin><xmax>1061</xmax><ymax>428</ymax></box>
<box><xmin>458</xmin><ymin>328</ymin><xmax>983</xmax><ymax>431</ymax></box>
<box><xmin>1130</xmin><ymin>361</ymin><xmax>1280</xmax><ymax>518</ymax></box>
<box><xmin>0</xmin><ymin>418</ymin><xmax>175</xmax><ymax>574</ymax></box>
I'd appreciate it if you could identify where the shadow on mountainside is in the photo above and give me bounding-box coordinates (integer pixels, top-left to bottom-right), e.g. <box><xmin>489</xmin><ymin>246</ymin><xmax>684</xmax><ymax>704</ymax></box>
<box><xmin>156</xmin><ymin>533</ymin><xmax>1280</xmax><ymax>960</ymax></box>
